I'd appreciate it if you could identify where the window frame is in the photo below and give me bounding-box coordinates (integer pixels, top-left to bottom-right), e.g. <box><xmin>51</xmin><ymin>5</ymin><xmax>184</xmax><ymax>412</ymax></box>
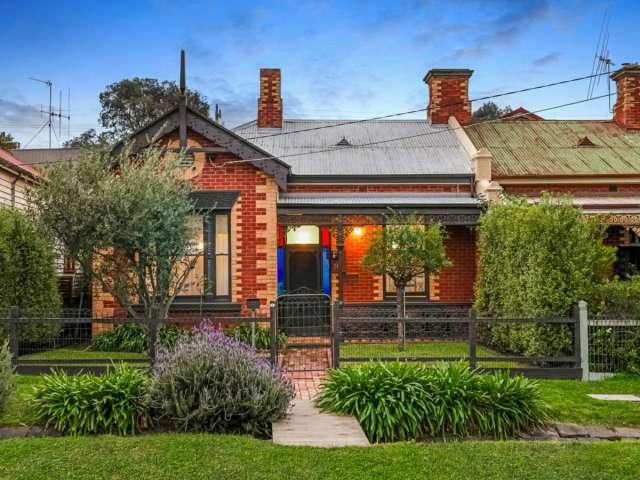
<box><xmin>176</xmin><ymin>211</ymin><xmax>232</xmax><ymax>302</ymax></box>
<box><xmin>383</xmin><ymin>272</ymin><xmax>429</xmax><ymax>299</ymax></box>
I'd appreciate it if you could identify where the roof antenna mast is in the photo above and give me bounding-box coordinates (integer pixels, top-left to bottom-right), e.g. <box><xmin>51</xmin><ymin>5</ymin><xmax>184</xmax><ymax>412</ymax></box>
<box><xmin>178</xmin><ymin>49</ymin><xmax>187</xmax><ymax>148</ymax></box>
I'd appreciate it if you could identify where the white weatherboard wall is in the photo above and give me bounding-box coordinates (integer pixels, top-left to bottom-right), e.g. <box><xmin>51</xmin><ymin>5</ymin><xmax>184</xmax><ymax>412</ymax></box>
<box><xmin>0</xmin><ymin>167</ymin><xmax>30</xmax><ymax>210</ymax></box>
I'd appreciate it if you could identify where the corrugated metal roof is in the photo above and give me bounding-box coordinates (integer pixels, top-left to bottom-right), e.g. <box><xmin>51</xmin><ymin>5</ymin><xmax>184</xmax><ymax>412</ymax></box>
<box><xmin>466</xmin><ymin>120</ymin><xmax>640</xmax><ymax>177</ymax></box>
<box><xmin>233</xmin><ymin>119</ymin><xmax>472</xmax><ymax>176</ymax></box>
<box><xmin>10</xmin><ymin>148</ymin><xmax>82</xmax><ymax>166</ymax></box>
<box><xmin>527</xmin><ymin>194</ymin><xmax>640</xmax><ymax>213</ymax></box>
<box><xmin>278</xmin><ymin>192</ymin><xmax>479</xmax><ymax>207</ymax></box>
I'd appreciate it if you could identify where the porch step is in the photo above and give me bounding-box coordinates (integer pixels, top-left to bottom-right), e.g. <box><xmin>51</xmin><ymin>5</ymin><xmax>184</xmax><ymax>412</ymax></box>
<box><xmin>272</xmin><ymin>399</ymin><xmax>370</xmax><ymax>448</ymax></box>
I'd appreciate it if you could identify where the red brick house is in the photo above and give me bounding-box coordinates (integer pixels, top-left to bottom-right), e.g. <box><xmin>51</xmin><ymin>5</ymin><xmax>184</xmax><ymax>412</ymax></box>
<box><xmin>93</xmin><ymin>60</ymin><xmax>480</xmax><ymax>318</ymax></box>
<box><xmin>462</xmin><ymin>63</ymin><xmax>640</xmax><ymax>277</ymax></box>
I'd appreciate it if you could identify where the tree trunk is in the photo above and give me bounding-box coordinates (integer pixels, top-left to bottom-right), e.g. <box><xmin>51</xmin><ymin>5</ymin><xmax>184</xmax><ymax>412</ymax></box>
<box><xmin>396</xmin><ymin>284</ymin><xmax>406</xmax><ymax>352</ymax></box>
<box><xmin>148</xmin><ymin>304</ymin><xmax>160</xmax><ymax>366</ymax></box>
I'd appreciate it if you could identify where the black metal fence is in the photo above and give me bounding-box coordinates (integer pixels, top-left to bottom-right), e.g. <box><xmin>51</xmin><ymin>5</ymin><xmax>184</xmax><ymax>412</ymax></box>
<box><xmin>0</xmin><ymin>306</ymin><xmax>270</xmax><ymax>374</ymax></box>
<box><xmin>335</xmin><ymin>303</ymin><xmax>583</xmax><ymax>379</ymax></box>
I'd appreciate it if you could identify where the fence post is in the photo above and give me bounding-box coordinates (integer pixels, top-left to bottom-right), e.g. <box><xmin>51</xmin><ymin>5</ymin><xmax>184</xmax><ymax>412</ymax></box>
<box><xmin>577</xmin><ymin>300</ymin><xmax>589</xmax><ymax>381</ymax></box>
<box><xmin>148</xmin><ymin>305</ymin><xmax>160</xmax><ymax>367</ymax></box>
<box><xmin>270</xmin><ymin>301</ymin><xmax>277</xmax><ymax>365</ymax></box>
<box><xmin>468</xmin><ymin>307</ymin><xmax>477</xmax><ymax>370</ymax></box>
<box><xmin>8</xmin><ymin>306</ymin><xmax>20</xmax><ymax>365</ymax></box>
<box><xmin>331</xmin><ymin>301</ymin><xmax>341</xmax><ymax>369</ymax></box>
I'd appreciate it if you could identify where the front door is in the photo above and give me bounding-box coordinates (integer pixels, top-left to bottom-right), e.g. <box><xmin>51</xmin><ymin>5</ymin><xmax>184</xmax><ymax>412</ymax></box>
<box><xmin>286</xmin><ymin>246</ymin><xmax>321</xmax><ymax>293</ymax></box>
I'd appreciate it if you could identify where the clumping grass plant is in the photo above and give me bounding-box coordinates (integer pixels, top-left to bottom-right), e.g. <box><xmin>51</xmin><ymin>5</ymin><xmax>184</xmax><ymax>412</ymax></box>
<box><xmin>92</xmin><ymin>323</ymin><xmax>183</xmax><ymax>353</ymax></box>
<box><xmin>317</xmin><ymin>362</ymin><xmax>550</xmax><ymax>443</ymax></box>
<box><xmin>31</xmin><ymin>365</ymin><xmax>149</xmax><ymax>435</ymax></box>
<box><xmin>148</xmin><ymin>324</ymin><xmax>294</xmax><ymax>437</ymax></box>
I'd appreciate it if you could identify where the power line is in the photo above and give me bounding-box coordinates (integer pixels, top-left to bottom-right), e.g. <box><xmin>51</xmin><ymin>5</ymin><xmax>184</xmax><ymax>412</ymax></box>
<box><xmin>244</xmin><ymin>70</ymin><xmax>615</xmax><ymax>141</ymax></box>
<box><xmin>20</xmin><ymin>89</ymin><xmax>618</xmax><ymax>168</ymax></box>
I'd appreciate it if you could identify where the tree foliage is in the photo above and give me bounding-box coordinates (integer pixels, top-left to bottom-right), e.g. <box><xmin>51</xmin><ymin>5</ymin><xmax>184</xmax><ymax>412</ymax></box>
<box><xmin>475</xmin><ymin>195</ymin><xmax>616</xmax><ymax>318</ymax></box>
<box><xmin>31</xmin><ymin>148</ymin><xmax>199</xmax><ymax>320</ymax></box>
<box><xmin>0</xmin><ymin>131</ymin><xmax>19</xmax><ymax>150</ymax></box>
<box><xmin>99</xmin><ymin>78</ymin><xmax>209</xmax><ymax>138</ymax></box>
<box><xmin>0</xmin><ymin>207</ymin><xmax>60</xmax><ymax>315</ymax></box>
<box><xmin>63</xmin><ymin>128</ymin><xmax>113</xmax><ymax>148</ymax></box>
<box><xmin>472</xmin><ymin>101</ymin><xmax>512</xmax><ymax>122</ymax></box>
<box><xmin>362</xmin><ymin>211</ymin><xmax>450</xmax><ymax>332</ymax></box>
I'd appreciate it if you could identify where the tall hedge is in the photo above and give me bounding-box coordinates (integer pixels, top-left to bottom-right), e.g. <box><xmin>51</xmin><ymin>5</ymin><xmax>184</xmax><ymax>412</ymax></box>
<box><xmin>0</xmin><ymin>208</ymin><xmax>61</xmax><ymax>339</ymax></box>
<box><xmin>475</xmin><ymin>195</ymin><xmax>615</xmax><ymax>318</ymax></box>
<box><xmin>475</xmin><ymin>196</ymin><xmax>616</xmax><ymax>357</ymax></box>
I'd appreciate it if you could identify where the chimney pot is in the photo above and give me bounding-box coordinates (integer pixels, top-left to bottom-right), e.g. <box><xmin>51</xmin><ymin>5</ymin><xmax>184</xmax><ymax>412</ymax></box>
<box><xmin>424</xmin><ymin>68</ymin><xmax>473</xmax><ymax>125</ymax></box>
<box><xmin>258</xmin><ymin>68</ymin><xmax>283</xmax><ymax>129</ymax></box>
<box><xmin>611</xmin><ymin>63</ymin><xmax>640</xmax><ymax>130</ymax></box>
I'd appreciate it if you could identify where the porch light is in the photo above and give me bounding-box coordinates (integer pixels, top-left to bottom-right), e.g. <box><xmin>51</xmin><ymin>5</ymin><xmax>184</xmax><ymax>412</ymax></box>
<box><xmin>353</xmin><ymin>227</ymin><xmax>363</xmax><ymax>236</ymax></box>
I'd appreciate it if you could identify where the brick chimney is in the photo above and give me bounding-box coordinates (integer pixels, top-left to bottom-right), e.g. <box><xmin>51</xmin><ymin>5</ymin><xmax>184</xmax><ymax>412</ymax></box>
<box><xmin>611</xmin><ymin>63</ymin><xmax>640</xmax><ymax>130</ymax></box>
<box><xmin>424</xmin><ymin>69</ymin><xmax>473</xmax><ymax>125</ymax></box>
<box><xmin>257</xmin><ymin>68</ymin><xmax>283</xmax><ymax>128</ymax></box>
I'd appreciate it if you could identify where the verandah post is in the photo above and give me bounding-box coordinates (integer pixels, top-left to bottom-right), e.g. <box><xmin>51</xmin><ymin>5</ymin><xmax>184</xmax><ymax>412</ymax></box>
<box><xmin>9</xmin><ymin>306</ymin><xmax>20</xmax><ymax>365</ymax></box>
<box><xmin>468</xmin><ymin>307</ymin><xmax>477</xmax><ymax>370</ymax></box>
<box><xmin>331</xmin><ymin>301</ymin><xmax>341</xmax><ymax>369</ymax></box>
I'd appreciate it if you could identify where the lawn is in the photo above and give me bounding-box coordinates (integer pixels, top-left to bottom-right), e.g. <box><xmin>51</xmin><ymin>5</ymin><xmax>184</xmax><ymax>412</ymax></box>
<box><xmin>19</xmin><ymin>346</ymin><xmax>148</xmax><ymax>361</ymax></box>
<box><xmin>340</xmin><ymin>340</ymin><xmax>521</xmax><ymax>367</ymax></box>
<box><xmin>1</xmin><ymin>434</ymin><xmax>640</xmax><ymax>480</ymax></box>
<box><xmin>539</xmin><ymin>374</ymin><xmax>640</xmax><ymax>427</ymax></box>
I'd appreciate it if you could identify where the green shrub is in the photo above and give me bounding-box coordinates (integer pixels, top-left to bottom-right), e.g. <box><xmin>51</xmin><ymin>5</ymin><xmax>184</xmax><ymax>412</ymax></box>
<box><xmin>92</xmin><ymin>323</ymin><xmax>183</xmax><ymax>353</ymax></box>
<box><xmin>223</xmin><ymin>324</ymin><xmax>286</xmax><ymax>350</ymax></box>
<box><xmin>31</xmin><ymin>365</ymin><xmax>149</xmax><ymax>435</ymax></box>
<box><xmin>148</xmin><ymin>328</ymin><xmax>293</xmax><ymax>437</ymax></box>
<box><xmin>0</xmin><ymin>340</ymin><xmax>15</xmax><ymax>412</ymax></box>
<box><xmin>0</xmin><ymin>208</ymin><xmax>61</xmax><ymax>343</ymax></box>
<box><xmin>590</xmin><ymin>326</ymin><xmax>640</xmax><ymax>373</ymax></box>
<box><xmin>317</xmin><ymin>362</ymin><xmax>550</xmax><ymax>443</ymax></box>
<box><xmin>588</xmin><ymin>276</ymin><xmax>640</xmax><ymax>319</ymax></box>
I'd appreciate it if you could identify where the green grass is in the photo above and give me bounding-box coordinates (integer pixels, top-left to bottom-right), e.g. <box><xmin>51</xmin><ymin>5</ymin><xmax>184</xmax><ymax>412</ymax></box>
<box><xmin>0</xmin><ymin>434</ymin><xmax>640</xmax><ymax>480</ymax></box>
<box><xmin>340</xmin><ymin>340</ymin><xmax>520</xmax><ymax>367</ymax></box>
<box><xmin>0</xmin><ymin>375</ymin><xmax>42</xmax><ymax>427</ymax></box>
<box><xmin>539</xmin><ymin>375</ymin><xmax>640</xmax><ymax>427</ymax></box>
<box><xmin>19</xmin><ymin>346</ymin><xmax>148</xmax><ymax>361</ymax></box>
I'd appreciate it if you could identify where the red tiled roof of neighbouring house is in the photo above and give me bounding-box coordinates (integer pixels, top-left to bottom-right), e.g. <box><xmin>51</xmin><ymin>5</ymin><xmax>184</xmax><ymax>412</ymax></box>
<box><xmin>501</xmin><ymin>107</ymin><xmax>544</xmax><ymax>121</ymax></box>
<box><xmin>0</xmin><ymin>148</ymin><xmax>39</xmax><ymax>178</ymax></box>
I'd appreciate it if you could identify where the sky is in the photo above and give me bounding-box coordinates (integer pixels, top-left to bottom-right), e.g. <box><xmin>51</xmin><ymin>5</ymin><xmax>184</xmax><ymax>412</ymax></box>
<box><xmin>1</xmin><ymin>0</ymin><xmax>638</xmax><ymax>148</ymax></box>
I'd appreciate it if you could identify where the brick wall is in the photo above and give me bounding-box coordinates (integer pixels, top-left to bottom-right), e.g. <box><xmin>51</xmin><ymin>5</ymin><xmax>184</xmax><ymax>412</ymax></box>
<box><xmin>425</xmin><ymin>69</ymin><xmax>473</xmax><ymax>126</ymax></box>
<box><xmin>92</xmin><ymin>129</ymin><xmax>278</xmax><ymax>317</ymax></box>
<box><xmin>612</xmin><ymin>64</ymin><xmax>640</xmax><ymax>130</ymax></box>
<box><xmin>258</xmin><ymin>68</ymin><xmax>283</xmax><ymax>129</ymax></box>
<box><xmin>437</xmin><ymin>226</ymin><xmax>476</xmax><ymax>302</ymax></box>
<box><xmin>288</xmin><ymin>184</ymin><xmax>471</xmax><ymax>193</ymax></box>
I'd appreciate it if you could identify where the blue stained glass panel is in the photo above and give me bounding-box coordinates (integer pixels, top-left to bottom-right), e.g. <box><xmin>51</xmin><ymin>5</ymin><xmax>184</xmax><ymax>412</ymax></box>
<box><xmin>277</xmin><ymin>247</ymin><xmax>285</xmax><ymax>295</ymax></box>
<box><xmin>321</xmin><ymin>247</ymin><xmax>331</xmax><ymax>295</ymax></box>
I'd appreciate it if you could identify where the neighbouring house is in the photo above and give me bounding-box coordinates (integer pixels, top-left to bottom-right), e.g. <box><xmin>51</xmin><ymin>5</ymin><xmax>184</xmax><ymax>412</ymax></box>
<box><xmin>0</xmin><ymin>147</ymin><xmax>39</xmax><ymax>210</ymax></box>
<box><xmin>93</xmin><ymin>59</ymin><xmax>481</xmax><ymax>318</ymax></box>
<box><xmin>462</xmin><ymin>63</ymin><xmax>640</xmax><ymax>277</ymax></box>
<box><xmin>7</xmin><ymin>146</ymin><xmax>87</xmax><ymax>308</ymax></box>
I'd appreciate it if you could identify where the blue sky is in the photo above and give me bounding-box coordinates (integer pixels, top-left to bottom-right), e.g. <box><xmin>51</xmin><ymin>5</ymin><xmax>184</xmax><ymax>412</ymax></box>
<box><xmin>1</xmin><ymin>0</ymin><xmax>637</xmax><ymax>148</ymax></box>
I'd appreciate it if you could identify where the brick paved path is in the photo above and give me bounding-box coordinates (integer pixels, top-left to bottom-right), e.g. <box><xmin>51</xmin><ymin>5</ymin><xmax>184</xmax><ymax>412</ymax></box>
<box><xmin>278</xmin><ymin>346</ymin><xmax>331</xmax><ymax>400</ymax></box>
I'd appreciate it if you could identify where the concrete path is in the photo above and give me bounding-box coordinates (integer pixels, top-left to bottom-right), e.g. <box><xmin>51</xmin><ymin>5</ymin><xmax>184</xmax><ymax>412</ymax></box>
<box><xmin>272</xmin><ymin>399</ymin><xmax>370</xmax><ymax>448</ymax></box>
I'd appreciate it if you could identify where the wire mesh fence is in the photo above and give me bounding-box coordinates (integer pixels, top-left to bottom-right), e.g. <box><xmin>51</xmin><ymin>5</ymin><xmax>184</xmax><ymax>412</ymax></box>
<box><xmin>588</xmin><ymin>317</ymin><xmax>640</xmax><ymax>375</ymax></box>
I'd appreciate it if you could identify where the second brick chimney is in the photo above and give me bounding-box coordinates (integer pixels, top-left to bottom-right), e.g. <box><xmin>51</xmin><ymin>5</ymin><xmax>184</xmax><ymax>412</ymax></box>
<box><xmin>424</xmin><ymin>69</ymin><xmax>473</xmax><ymax>125</ymax></box>
<box><xmin>258</xmin><ymin>68</ymin><xmax>283</xmax><ymax>128</ymax></box>
<box><xmin>611</xmin><ymin>63</ymin><xmax>640</xmax><ymax>130</ymax></box>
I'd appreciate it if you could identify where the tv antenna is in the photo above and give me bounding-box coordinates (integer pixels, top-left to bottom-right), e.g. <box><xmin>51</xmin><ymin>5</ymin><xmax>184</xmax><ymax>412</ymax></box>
<box><xmin>587</xmin><ymin>12</ymin><xmax>615</xmax><ymax>111</ymax></box>
<box><xmin>28</xmin><ymin>77</ymin><xmax>71</xmax><ymax>148</ymax></box>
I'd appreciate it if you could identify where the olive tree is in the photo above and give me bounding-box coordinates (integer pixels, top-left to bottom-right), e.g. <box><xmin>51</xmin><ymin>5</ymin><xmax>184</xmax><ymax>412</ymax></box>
<box><xmin>31</xmin><ymin>147</ymin><xmax>199</xmax><ymax>333</ymax></box>
<box><xmin>362</xmin><ymin>212</ymin><xmax>451</xmax><ymax>349</ymax></box>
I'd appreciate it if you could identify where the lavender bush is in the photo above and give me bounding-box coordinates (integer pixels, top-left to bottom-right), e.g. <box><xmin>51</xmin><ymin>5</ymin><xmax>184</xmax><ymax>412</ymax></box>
<box><xmin>147</xmin><ymin>325</ymin><xmax>294</xmax><ymax>437</ymax></box>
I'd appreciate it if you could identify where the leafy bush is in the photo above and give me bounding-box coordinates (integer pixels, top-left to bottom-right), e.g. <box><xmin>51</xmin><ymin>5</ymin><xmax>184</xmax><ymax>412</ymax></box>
<box><xmin>31</xmin><ymin>365</ymin><xmax>149</xmax><ymax>435</ymax></box>
<box><xmin>475</xmin><ymin>195</ymin><xmax>615</xmax><ymax>358</ymax></box>
<box><xmin>588</xmin><ymin>276</ymin><xmax>640</xmax><ymax>319</ymax></box>
<box><xmin>224</xmin><ymin>324</ymin><xmax>286</xmax><ymax>350</ymax></box>
<box><xmin>0</xmin><ymin>340</ymin><xmax>15</xmax><ymax>412</ymax></box>
<box><xmin>590</xmin><ymin>326</ymin><xmax>640</xmax><ymax>373</ymax></box>
<box><xmin>317</xmin><ymin>362</ymin><xmax>549</xmax><ymax>443</ymax></box>
<box><xmin>0</xmin><ymin>208</ymin><xmax>61</xmax><ymax>343</ymax></box>
<box><xmin>92</xmin><ymin>323</ymin><xmax>183</xmax><ymax>353</ymax></box>
<box><xmin>148</xmin><ymin>327</ymin><xmax>294</xmax><ymax>437</ymax></box>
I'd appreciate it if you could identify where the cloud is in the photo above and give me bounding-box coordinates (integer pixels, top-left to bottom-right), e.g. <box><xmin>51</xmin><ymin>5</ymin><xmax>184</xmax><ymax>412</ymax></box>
<box><xmin>532</xmin><ymin>52</ymin><xmax>560</xmax><ymax>67</ymax></box>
